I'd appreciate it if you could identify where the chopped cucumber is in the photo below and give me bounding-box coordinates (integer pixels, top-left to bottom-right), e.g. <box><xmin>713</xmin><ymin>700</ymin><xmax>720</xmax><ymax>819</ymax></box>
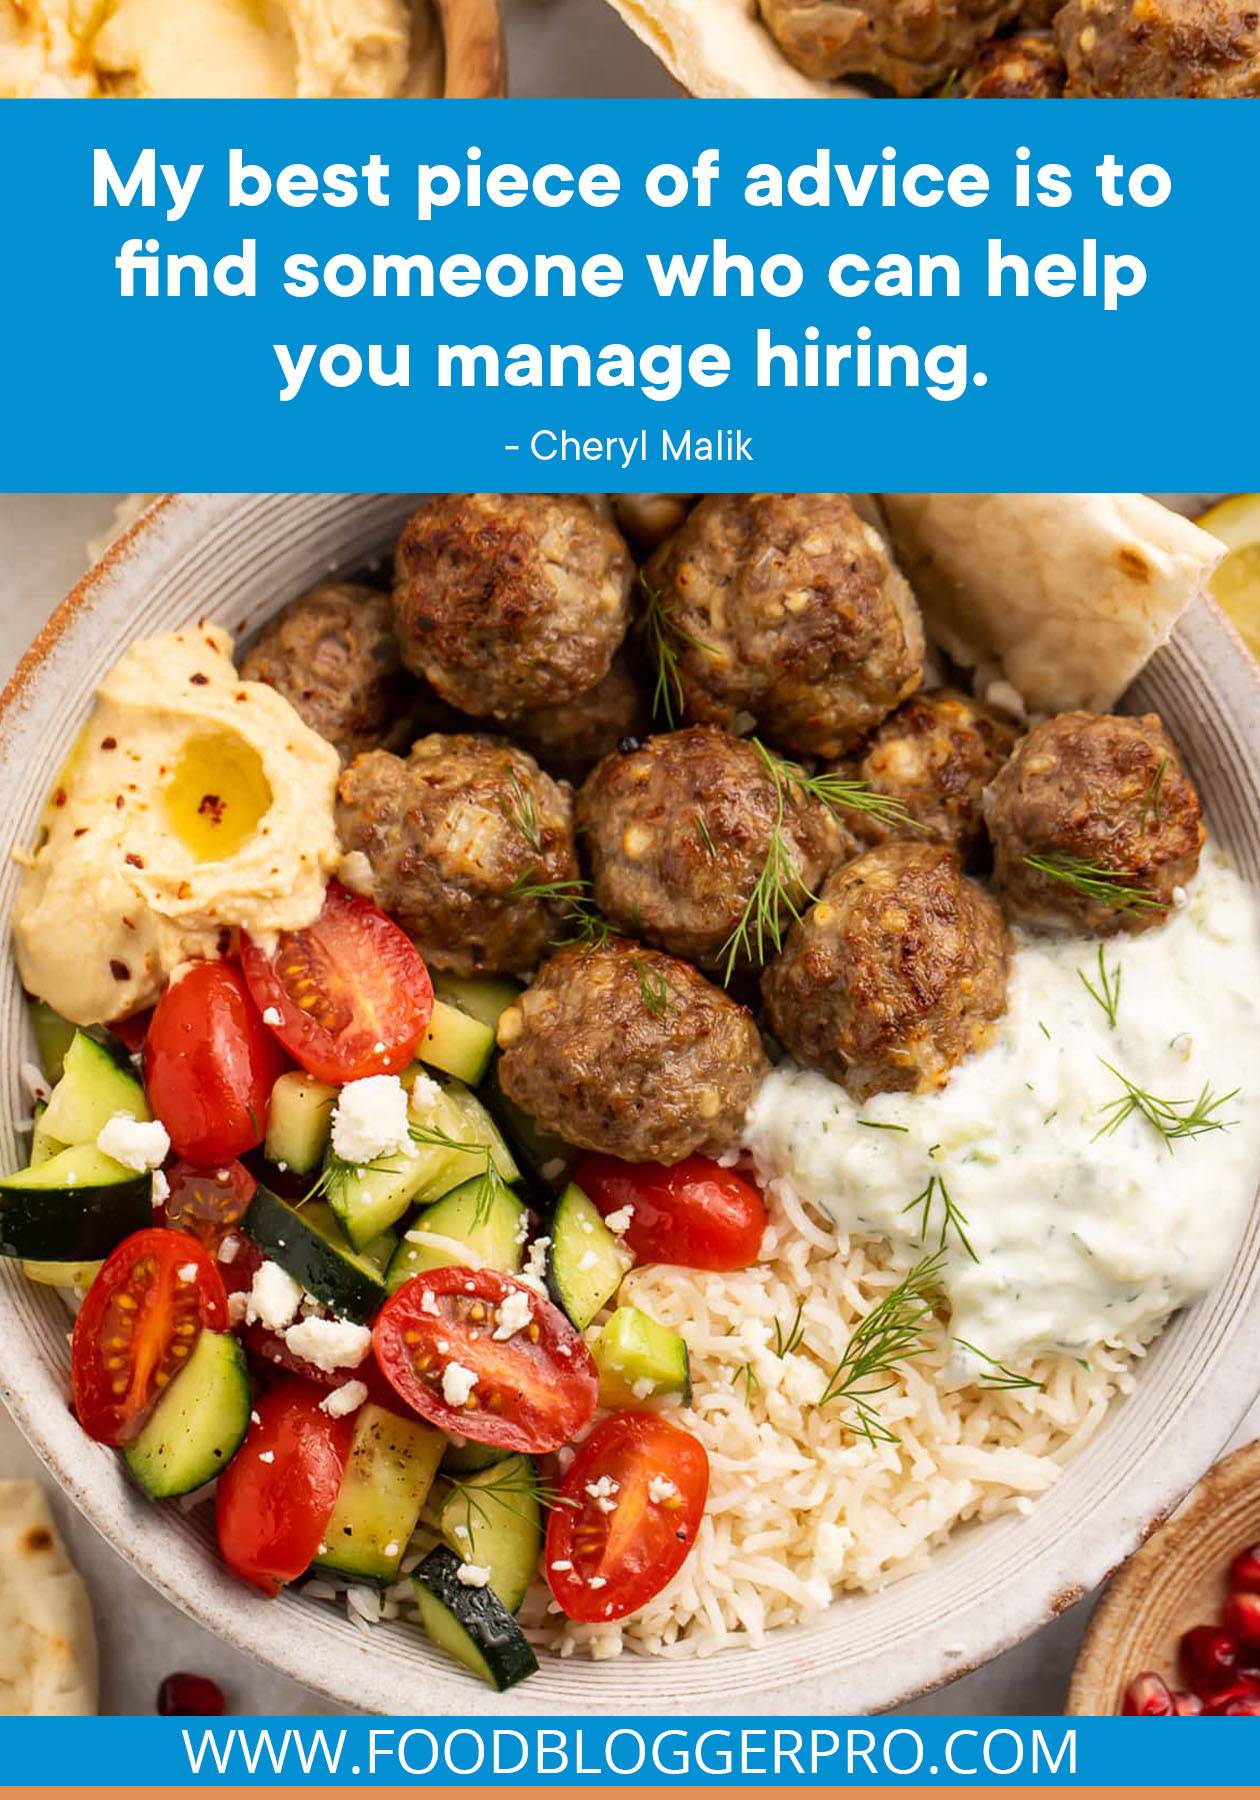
<box><xmin>412</xmin><ymin>1546</ymin><xmax>538</xmax><ymax>1692</ymax></box>
<box><xmin>123</xmin><ymin>1330</ymin><xmax>251</xmax><ymax>1499</ymax></box>
<box><xmin>384</xmin><ymin>1175</ymin><xmax>525</xmax><ymax>1293</ymax></box>
<box><xmin>546</xmin><ymin>1183</ymin><xmax>630</xmax><ymax>1330</ymax></box>
<box><xmin>0</xmin><ymin>1146</ymin><xmax>151</xmax><ymax>1261</ymax></box>
<box><xmin>29</xmin><ymin>1102</ymin><xmax>63</xmax><ymax>1169</ymax></box>
<box><xmin>432</xmin><ymin>974</ymin><xmax>521</xmax><ymax>1034</ymax></box>
<box><xmin>264</xmin><ymin>1072</ymin><xmax>337</xmax><ymax>1175</ymax></box>
<box><xmin>28</xmin><ymin>1000</ymin><xmax>77</xmax><ymax>1086</ymax></box>
<box><xmin>441</xmin><ymin>1438</ymin><xmax>513</xmax><ymax>1476</ymax></box>
<box><xmin>40</xmin><ymin>1030</ymin><xmax>149</xmax><ymax>1149</ymax></box>
<box><xmin>315</xmin><ymin>1404</ymin><xmax>444</xmax><ymax>1583</ymax></box>
<box><xmin>419</xmin><ymin>1000</ymin><xmax>496</xmax><ymax>1086</ymax></box>
<box><xmin>437</xmin><ymin>1454</ymin><xmax>542</xmax><ymax>1613</ymax></box>
<box><xmin>327</xmin><ymin>1075</ymin><xmax>520</xmax><ymax>1252</ymax></box>
<box><xmin>242</xmin><ymin>1188</ymin><xmax>393</xmax><ymax>1323</ymax></box>
<box><xmin>21</xmin><ymin>1258</ymin><xmax>102</xmax><ymax>1293</ymax></box>
<box><xmin>481</xmin><ymin>1061</ymin><xmax>576</xmax><ymax>1192</ymax></box>
<box><xmin>592</xmin><ymin>1305</ymin><xmax>691</xmax><ymax>1408</ymax></box>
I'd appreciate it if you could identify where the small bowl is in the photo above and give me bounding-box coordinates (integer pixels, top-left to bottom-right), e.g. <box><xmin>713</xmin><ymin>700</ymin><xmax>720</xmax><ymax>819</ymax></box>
<box><xmin>1068</xmin><ymin>1438</ymin><xmax>1260</xmax><ymax>1714</ymax></box>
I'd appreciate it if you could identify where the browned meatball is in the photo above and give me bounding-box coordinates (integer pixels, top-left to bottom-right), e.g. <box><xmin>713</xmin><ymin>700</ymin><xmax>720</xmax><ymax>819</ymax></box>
<box><xmin>983</xmin><ymin>712</ymin><xmax>1204</xmax><ymax>935</ymax></box>
<box><xmin>834</xmin><ymin>689</ymin><xmax>1017</xmax><ymax>855</ymax></box>
<box><xmin>612</xmin><ymin>494</ymin><xmax>697</xmax><ymax>552</ymax></box>
<box><xmin>1019</xmin><ymin>0</ymin><xmax>1062</xmax><ymax>21</ymax></box>
<box><xmin>239</xmin><ymin>582</ymin><xmax>419</xmax><ymax>763</ymax></box>
<box><xmin>960</xmin><ymin>26</ymin><xmax>1066</xmax><ymax>89</ymax></box>
<box><xmin>496</xmin><ymin>940</ymin><xmax>769</xmax><ymax>1164</ymax></box>
<box><xmin>762</xmin><ymin>843</ymin><xmax>1010</xmax><ymax>1100</ymax></box>
<box><xmin>578</xmin><ymin>727</ymin><xmax>850</xmax><ymax>972</ymax></box>
<box><xmin>336</xmin><ymin>733</ymin><xmax>578</xmax><ymax>977</ymax></box>
<box><xmin>505</xmin><ymin>655</ymin><xmax>649</xmax><ymax>785</ymax></box>
<box><xmin>1057</xmin><ymin>0</ymin><xmax>1260</xmax><ymax>91</ymax></box>
<box><xmin>392</xmin><ymin>494</ymin><xmax>634</xmax><ymax>719</ymax></box>
<box><xmin>644</xmin><ymin>494</ymin><xmax>924</xmax><ymax>759</ymax></box>
<box><xmin>757</xmin><ymin>0</ymin><xmax>1024</xmax><ymax>92</ymax></box>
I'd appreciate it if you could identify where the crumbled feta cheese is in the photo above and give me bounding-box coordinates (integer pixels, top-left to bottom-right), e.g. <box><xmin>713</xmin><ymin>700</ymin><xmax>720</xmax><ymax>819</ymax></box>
<box><xmin>419</xmin><ymin>1289</ymin><xmax>440</xmax><ymax>1316</ymax></box>
<box><xmin>330</xmin><ymin>1075</ymin><xmax>412</xmax><ymax>1164</ymax></box>
<box><xmin>246</xmin><ymin>1260</ymin><xmax>304</xmax><ymax>1332</ymax></box>
<box><xmin>250</xmin><ymin>1410</ymin><xmax>261</xmax><ymax>1425</ymax></box>
<box><xmin>456</xmin><ymin>1563</ymin><xmax>492</xmax><ymax>1587</ymax></box>
<box><xmin>320</xmin><ymin>1380</ymin><xmax>369</xmax><ymax>1418</ymax></box>
<box><xmin>492</xmin><ymin>1289</ymin><xmax>534</xmax><ymax>1341</ymax></box>
<box><xmin>372</xmin><ymin>1040</ymin><xmax>386</xmax><ymax>1055</ymax></box>
<box><xmin>585</xmin><ymin>1475</ymin><xmax>619</xmax><ymax>1514</ymax></box>
<box><xmin>550</xmin><ymin>1559</ymin><xmax>573</xmax><ymax>1572</ymax></box>
<box><xmin>648</xmin><ymin>1475</ymin><xmax>678</xmax><ymax>1504</ymax></box>
<box><xmin>282</xmin><ymin>1316</ymin><xmax>372</xmax><ymax>1373</ymax></box>
<box><xmin>631</xmin><ymin>1377</ymin><xmax>655</xmax><ymax>1400</ymax></box>
<box><xmin>589</xmin><ymin>1575</ymin><xmax>607</xmax><ymax>1589</ymax></box>
<box><xmin>177</xmin><ymin>1262</ymin><xmax>199</xmax><ymax>1282</ymax></box>
<box><xmin>441</xmin><ymin>1362</ymin><xmax>479</xmax><ymax>1407</ymax></box>
<box><xmin>603</xmin><ymin>1206</ymin><xmax>634</xmax><ymax>1235</ymax></box>
<box><xmin>261</xmin><ymin>1006</ymin><xmax>283</xmax><ymax>1027</ymax></box>
<box><xmin>577</xmin><ymin>1249</ymin><xmax>599</xmax><ymax>1272</ymax></box>
<box><xmin>259</xmin><ymin>1451</ymin><xmax>275</xmax><ymax>1464</ymax></box>
<box><xmin>217</xmin><ymin>1235</ymin><xmax>241</xmax><ymax>1265</ymax></box>
<box><xmin>407</xmin><ymin>1072</ymin><xmax>442</xmax><ymax>1112</ymax></box>
<box><xmin>19</xmin><ymin>1061</ymin><xmax>50</xmax><ymax>1105</ymax></box>
<box><xmin>336</xmin><ymin>849</ymin><xmax>377</xmax><ymax>898</ymax></box>
<box><xmin>540</xmin><ymin>1157</ymin><xmax>566</xmax><ymax>1184</ymax></box>
<box><xmin>520</xmin><ymin>1235</ymin><xmax>551</xmax><ymax>1293</ymax></box>
<box><xmin>151</xmin><ymin>1168</ymin><xmax>169</xmax><ymax>1207</ymax></box>
<box><xmin>228</xmin><ymin>1292</ymin><xmax>248</xmax><ymax>1325</ymax></box>
<box><xmin>96</xmin><ymin>1112</ymin><xmax>170</xmax><ymax>1172</ymax></box>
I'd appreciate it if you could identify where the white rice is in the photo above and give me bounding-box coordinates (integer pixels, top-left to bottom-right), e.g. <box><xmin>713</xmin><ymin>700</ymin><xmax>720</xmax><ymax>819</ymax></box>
<box><xmin>519</xmin><ymin>1181</ymin><xmax>1141</xmax><ymax>1661</ymax></box>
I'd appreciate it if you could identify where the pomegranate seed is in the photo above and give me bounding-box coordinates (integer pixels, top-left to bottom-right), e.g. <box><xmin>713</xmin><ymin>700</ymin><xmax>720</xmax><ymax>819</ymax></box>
<box><xmin>1172</xmin><ymin>1690</ymin><xmax>1203</xmax><ymax>1715</ymax></box>
<box><xmin>1225</xmin><ymin>1591</ymin><xmax>1260</xmax><ymax>1647</ymax></box>
<box><xmin>157</xmin><ymin>1673</ymin><xmax>226</xmax><ymax>1716</ymax></box>
<box><xmin>1121</xmin><ymin>1672</ymin><xmax>1175</xmax><ymax>1715</ymax></box>
<box><xmin>1231</xmin><ymin>1543</ymin><xmax>1260</xmax><ymax>1594</ymax></box>
<box><xmin>1180</xmin><ymin>1625</ymin><xmax>1241</xmax><ymax>1695</ymax></box>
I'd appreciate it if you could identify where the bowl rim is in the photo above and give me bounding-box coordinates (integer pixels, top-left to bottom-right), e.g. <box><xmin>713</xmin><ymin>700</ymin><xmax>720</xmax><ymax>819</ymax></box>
<box><xmin>4</xmin><ymin>491</ymin><xmax>1260</xmax><ymax>1717</ymax></box>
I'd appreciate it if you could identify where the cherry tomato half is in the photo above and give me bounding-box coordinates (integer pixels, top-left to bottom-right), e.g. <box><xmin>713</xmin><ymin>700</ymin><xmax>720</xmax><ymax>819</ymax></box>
<box><xmin>160</xmin><ymin>1159</ymin><xmax>256</xmax><ymax>1253</ymax></box>
<box><xmin>576</xmin><ymin>1153</ymin><xmax>767</xmax><ymax>1272</ymax></box>
<box><xmin>241</xmin><ymin>882</ymin><xmax>433</xmax><ymax>1084</ymax></box>
<box><xmin>215</xmin><ymin>1379</ymin><xmax>353</xmax><ymax>1596</ymax></box>
<box><xmin>372</xmin><ymin>1267</ymin><xmax>598</xmax><ymax>1454</ymax></box>
<box><xmin>545</xmin><ymin>1411</ymin><xmax>709</xmax><ymax>1623</ymax></box>
<box><xmin>144</xmin><ymin>960</ymin><xmax>287</xmax><ymax>1165</ymax></box>
<box><xmin>72</xmin><ymin>1229</ymin><xmax>228</xmax><ymax>1445</ymax></box>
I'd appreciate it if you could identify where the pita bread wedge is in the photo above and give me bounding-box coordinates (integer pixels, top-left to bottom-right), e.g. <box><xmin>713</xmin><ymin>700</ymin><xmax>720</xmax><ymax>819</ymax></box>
<box><xmin>603</xmin><ymin>0</ymin><xmax>858</xmax><ymax>96</ymax></box>
<box><xmin>0</xmin><ymin>1481</ymin><xmax>98</xmax><ymax>1715</ymax></box>
<box><xmin>880</xmin><ymin>493</ymin><xmax>1226</xmax><ymax>716</ymax></box>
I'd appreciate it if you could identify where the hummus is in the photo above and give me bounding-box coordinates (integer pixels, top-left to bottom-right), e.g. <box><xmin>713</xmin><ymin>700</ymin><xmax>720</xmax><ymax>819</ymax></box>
<box><xmin>0</xmin><ymin>0</ymin><xmax>443</xmax><ymax>98</ymax></box>
<box><xmin>13</xmin><ymin>624</ymin><xmax>341</xmax><ymax>1026</ymax></box>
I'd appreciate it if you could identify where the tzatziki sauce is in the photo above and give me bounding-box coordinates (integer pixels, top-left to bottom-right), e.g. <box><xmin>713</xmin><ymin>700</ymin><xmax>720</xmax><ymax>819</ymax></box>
<box><xmin>745</xmin><ymin>845</ymin><xmax>1260</xmax><ymax>1371</ymax></box>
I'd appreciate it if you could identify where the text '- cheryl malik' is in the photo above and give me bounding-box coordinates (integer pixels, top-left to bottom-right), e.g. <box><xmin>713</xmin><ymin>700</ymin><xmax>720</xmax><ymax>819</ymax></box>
<box><xmin>91</xmin><ymin>139</ymin><xmax>1172</xmax><ymax>407</ymax></box>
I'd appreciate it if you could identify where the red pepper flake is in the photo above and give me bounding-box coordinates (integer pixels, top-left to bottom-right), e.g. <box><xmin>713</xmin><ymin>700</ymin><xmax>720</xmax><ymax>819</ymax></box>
<box><xmin>115</xmin><ymin>795</ymin><xmax>125</xmax><ymax>810</ymax></box>
<box><xmin>109</xmin><ymin>959</ymin><xmax>130</xmax><ymax>981</ymax></box>
<box><xmin>198</xmin><ymin>793</ymin><xmax>225</xmax><ymax>825</ymax></box>
<box><xmin>177</xmin><ymin>881</ymin><xmax>192</xmax><ymax>900</ymax></box>
<box><xmin>100</xmin><ymin>736</ymin><xmax>117</xmax><ymax>751</ymax></box>
<box><xmin>73</xmin><ymin>827</ymin><xmax>89</xmax><ymax>838</ymax></box>
<box><xmin>189</xmin><ymin>672</ymin><xmax>209</xmax><ymax>686</ymax></box>
<box><xmin>125</xmin><ymin>853</ymin><xmax>145</xmax><ymax>869</ymax></box>
<box><xmin>53</xmin><ymin>788</ymin><xmax>67</xmax><ymax>808</ymax></box>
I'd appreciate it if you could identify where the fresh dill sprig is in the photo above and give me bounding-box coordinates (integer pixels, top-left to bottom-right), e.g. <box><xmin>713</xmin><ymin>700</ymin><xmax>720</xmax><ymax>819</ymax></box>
<box><xmin>735</xmin><ymin>1361</ymin><xmax>759</xmax><ymax>1402</ymax></box>
<box><xmin>817</xmin><ymin>1250</ymin><xmax>946</xmax><ymax>1443</ymax></box>
<box><xmin>1091</xmin><ymin>1060</ymin><xmax>1240</xmax><ymax>1150</ymax></box>
<box><xmin>772</xmin><ymin>1301</ymin><xmax>806</xmax><ymax>1358</ymax></box>
<box><xmin>508</xmin><ymin>872</ymin><xmax>615</xmax><ymax>950</ymax></box>
<box><xmin>857</xmin><ymin>1118</ymin><xmax>910</xmax><ymax>1133</ymax></box>
<box><xmin>497</xmin><ymin>770</ymin><xmax>542</xmax><ymax>854</ymax></box>
<box><xmin>1023</xmin><ymin>852</ymin><xmax>1167</xmax><ymax>916</ymax></box>
<box><xmin>901</xmin><ymin>1173</ymin><xmax>978</xmax><ymax>1263</ymax></box>
<box><xmin>953</xmin><ymin>1339</ymin><xmax>1042</xmax><ymax>1393</ymax></box>
<box><xmin>637</xmin><ymin>572</ymin><xmax>712</xmax><ymax>728</ymax></box>
<box><xmin>443</xmin><ymin>1464</ymin><xmax>574</xmax><ymax>1558</ymax></box>
<box><xmin>407</xmin><ymin>1121</ymin><xmax>499</xmax><ymax>1225</ymax></box>
<box><xmin>768</xmin><ymin>746</ymin><xmax>918</xmax><ymax>834</ymax></box>
<box><xmin>1139</xmin><ymin>756</ymin><xmax>1168</xmax><ymax>830</ymax></box>
<box><xmin>694</xmin><ymin>812</ymin><xmax>718</xmax><ymax>861</ymax></box>
<box><xmin>635</xmin><ymin>958</ymin><xmax>682</xmax><ymax>1021</ymax></box>
<box><xmin>1078</xmin><ymin>944</ymin><xmax>1123</xmax><ymax>1030</ymax></box>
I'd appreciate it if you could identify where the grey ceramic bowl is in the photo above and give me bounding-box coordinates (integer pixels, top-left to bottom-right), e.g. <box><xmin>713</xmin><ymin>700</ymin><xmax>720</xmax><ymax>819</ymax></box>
<box><xmin>1</xmin><ymin>493</ymin><xmax>1259</xmax><ymax>1715</ymax></box>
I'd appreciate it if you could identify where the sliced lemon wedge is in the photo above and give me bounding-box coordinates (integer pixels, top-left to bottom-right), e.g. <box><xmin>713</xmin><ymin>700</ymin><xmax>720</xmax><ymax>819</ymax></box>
<box><xmin>1199</xmin><ymin>495</ymin><xmax>1260</xmax><ymax>664</ymax></box>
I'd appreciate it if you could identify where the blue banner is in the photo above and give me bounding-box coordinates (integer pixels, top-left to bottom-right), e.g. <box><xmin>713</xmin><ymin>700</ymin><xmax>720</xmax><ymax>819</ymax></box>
<box><xmin>0</xmin><ymin>98</ymin><xmax>1253</xmax><ymax>491</ymax></box>
<box><xmin>0</xmin><ymin>1714</ymin><xmax>1254</xmax><ymax>1786</ymax></box>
